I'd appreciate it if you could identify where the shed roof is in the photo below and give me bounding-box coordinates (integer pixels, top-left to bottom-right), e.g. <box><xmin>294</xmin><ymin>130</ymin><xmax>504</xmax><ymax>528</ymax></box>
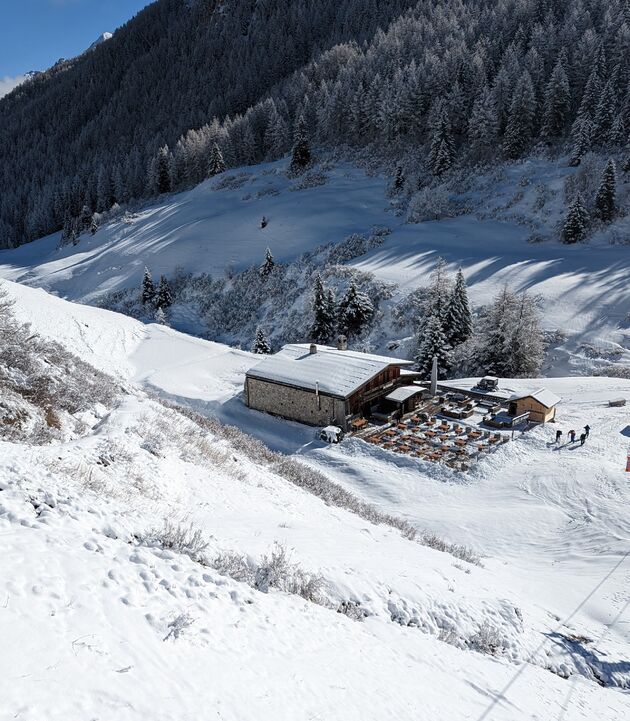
<box><xmin>511</xmin><ymin>388</ymin><xmax>561</xmax><ymax>408</ymax></box>
<box><xmin>385</xmin><ymin>386</ymin><xmax>424</xmax><ymax>403</ymax></box>
<box><xmin>246</xmin><ymin>344</ymin><xmax>411</xmax><ymax>399</ymax></box>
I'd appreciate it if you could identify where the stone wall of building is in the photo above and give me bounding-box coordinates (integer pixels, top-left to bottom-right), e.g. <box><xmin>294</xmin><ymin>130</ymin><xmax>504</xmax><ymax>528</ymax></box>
<box><xmin>245</xmin><ymin>377</ymin><xmax>347</xmax><ymax>427</ymax></box>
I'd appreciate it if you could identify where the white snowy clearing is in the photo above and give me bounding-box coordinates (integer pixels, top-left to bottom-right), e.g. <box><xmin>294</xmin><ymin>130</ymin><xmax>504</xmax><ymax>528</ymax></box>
<box><xmin>1</xmin><ymin>279</ymin><xmax>629</xmax><ymax>720</ymax></box>
<box><xmin>0</xmin><ymin>157</ymin><xmax>629</xmax><ymax>374</ymax></box>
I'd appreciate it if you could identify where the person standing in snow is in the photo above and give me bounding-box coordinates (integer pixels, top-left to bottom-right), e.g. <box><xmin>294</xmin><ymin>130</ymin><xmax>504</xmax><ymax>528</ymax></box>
<box><xmin>584</xmin><ymin>424</ymin><xmax>590</xmax><ymax>438</ymax></box>
<box><xmin>569</xmin><ymin>429</ymin><xmax>576</xmax><ymax>443</ymax></box>
<box><xmin>580</xmin><ymin>433</ymin><xmax>586</xmax><ymax>446</ymax></box>
<box><xmin>555</xmin><ymin>429</ymin><xmax>562</xmax><ymax>444</ymax></box>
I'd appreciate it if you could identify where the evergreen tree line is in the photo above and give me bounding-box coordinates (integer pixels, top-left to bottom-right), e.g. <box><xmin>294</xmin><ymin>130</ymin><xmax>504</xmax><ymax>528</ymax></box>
<box><xmin>141</xmin><ymin>266</ymin><xmax>173</xmax><ymax>322</ymax></box>
<box><xmin>413</xmin><ymin>260</ymin><xmax>544</xmax><ymax>379</ymax></box>
<box><xmin>310</xmin><ymin>274</ymin><xmax>375</xmax><ymax>343</ymax></box>
<box><xmin>0</xmin><ymin>0</ymin><xmax>414</xmax><ymax>248</ymax></box>
<box><xmin>2</xmin><ymin>0</ymin><xmax>630</xmax><ymax>249</ymax></box>
<box><xmin>562</xmin><ymin>157</ymin><xmax>619</xmax><ymax>243</ymax></box>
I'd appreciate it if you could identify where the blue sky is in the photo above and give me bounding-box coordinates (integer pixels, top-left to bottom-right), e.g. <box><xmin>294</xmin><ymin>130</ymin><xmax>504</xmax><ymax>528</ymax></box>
<box><xmin>0</xmin><ymin>1</ymin><xmax>151</xmax><ymax>78</ymax></box>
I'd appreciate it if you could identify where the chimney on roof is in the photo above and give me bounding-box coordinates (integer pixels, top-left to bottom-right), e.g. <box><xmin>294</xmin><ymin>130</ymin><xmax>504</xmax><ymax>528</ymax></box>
<box><xmin>337</xmin><ymin>335</ymin><xmax>348</xmax><ymax>351</ymax></box>
<box><xmin>309</xmin><ymin>343</ymin><xmax>317</xmax><ymax>354</ymax></box>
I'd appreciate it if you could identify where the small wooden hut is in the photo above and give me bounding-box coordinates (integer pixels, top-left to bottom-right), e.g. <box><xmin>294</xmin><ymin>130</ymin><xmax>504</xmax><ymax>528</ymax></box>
<box><xmin>508</xmin><ymin>388</ymin><xmax>560</xmax><ymax>424</ymax></box>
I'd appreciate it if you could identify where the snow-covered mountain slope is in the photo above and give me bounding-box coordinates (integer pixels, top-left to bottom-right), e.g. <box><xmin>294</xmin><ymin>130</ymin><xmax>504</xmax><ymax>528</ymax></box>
<box><xmin>1</xmin><ymin>280</ymin><xmax>629</xmax><ymax>720</ymax></box>
<box><xmin>1</xmin><ymin>158</ymin><xmax>629</xmax><ymax>375</ymax></box>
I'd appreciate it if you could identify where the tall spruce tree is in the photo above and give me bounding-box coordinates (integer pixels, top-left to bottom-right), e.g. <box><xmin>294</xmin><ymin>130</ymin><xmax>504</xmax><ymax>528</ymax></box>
<box><xmin>562</xmin><ymin>193</ymin><xmax>589</xmax><ymax>243</ymax></box>
<box><xmin>310</xmin><ymin>274</ymin><xmax>335</xmax><ymax>343</ymax></box>
<box><xmin>541</xmin><ymin>57</ymin><xmax>571</xmax><ymax>139</ymax></box>
<box><xmin>414</xmin><ymin>314</ymin><xmax>452</xmax><ymax>378</ymax></box>
<box><xmin>428</xmin><ymin>107</ymin><xmax>455</xmax><ymax>176</ymax></box>
<box><xmin>468</xmin><ymin>86</ymin><xmax>498</xmax><ymax>156</ymax></box>
<box><xmin>141</xmin><ymin>267</ymin><xmax>156</xmax><ymax>305</ymax></box>
<box><xmin>289</xmin><ymin>114</ymin><xmax>311</xmax><ymax>173</ymax></box>
<box><xmin>252</xmin><ymin>327</ymin><xmax>272</xmax><ymax>354</ymax></box>
<box><xmin>208</xmin><ymin>143</ymin><xmax>226</xmax><ymax>176</ymax></box>
<box><xmin>260</xmin><ymin>247</ymin><xmax>275</xmax><ymax>278</ymax></box>
<box><xmin>155</xmin><ymin>275</ymin><xmax>173</xmax><ymax>310</ymax></box>
<box><xmin>594</xmin><ymin>159</ymin><xmax>617</xmax><ymax>222</ymax></box>
<box><xmin>338</xmin><ymin>282</ymin><xmax>374</xmax><ymax>337</ymax></box>
<box><xmin>476</xmin><ymin>287</ymin><xmax>517</xmax><ymax>376</ymax></box>
<box><xmin>568</xmin><ymin>115</ymin><xmax>593</xmax><ymax>166</ymax></box>
<box><xmin>503</xmin><ymin>71</ymin><xmax>536</xmax><ymax>159</ymax></box>
<box><xmin>443</xmin><ymin>268</ymin><xmax>472</xmax><ymax>347</ymax></box>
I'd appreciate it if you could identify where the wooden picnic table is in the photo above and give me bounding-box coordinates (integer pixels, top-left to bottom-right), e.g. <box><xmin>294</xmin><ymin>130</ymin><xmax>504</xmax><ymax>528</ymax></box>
<box><xmin>351</xmin><ymin>418</ymin><xmax>369</xmax><ymax>430</ymax></box>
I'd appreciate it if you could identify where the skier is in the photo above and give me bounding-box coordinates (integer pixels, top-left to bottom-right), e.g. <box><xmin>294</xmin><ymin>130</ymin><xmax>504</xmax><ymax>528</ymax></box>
<box><xmin>584</xmin><ymin>424</ymin><xmax>590</xmax><ymax>438</ymax></box>
<box><xmin>260</xmin><ymin>215</ymin><xmax>268</xmax><ymax>229</ymax></box>
<box><xmin>579</xmin><ymin>432</ymin><xmax>586</xmax><ymax>446</ymax></box>
<box><xmin>555</xmin><ymin>429</ymin><xmax>562</xmax><ymax>444</ymax></box>
<box><xmin>569</xmin><ymin>429</ymin><xmax>576</xmax><ymax>443</ymax></box>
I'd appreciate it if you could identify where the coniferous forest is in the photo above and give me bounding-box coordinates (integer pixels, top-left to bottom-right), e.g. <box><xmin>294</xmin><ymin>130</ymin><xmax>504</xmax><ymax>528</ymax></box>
<box><xmin>0</xmin><ymin>0</ymin><xmax>629</xmax><ymax>249</ymax></box>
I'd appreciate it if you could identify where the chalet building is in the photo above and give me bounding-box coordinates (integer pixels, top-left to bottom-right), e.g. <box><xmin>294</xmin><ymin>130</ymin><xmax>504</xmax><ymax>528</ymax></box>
<box><xmin>508</xmin><ymin>388</ymin><xmax>560</xmax><ymax>424</ymax></box>
<box><xmin>244</xmin><ymin>341</ymin><xmax>414</xmax><ymax>430</ymax></box>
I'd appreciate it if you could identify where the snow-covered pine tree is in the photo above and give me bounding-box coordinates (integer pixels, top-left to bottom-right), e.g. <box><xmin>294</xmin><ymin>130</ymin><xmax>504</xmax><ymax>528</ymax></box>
<box><xmin>338</xmin><ymin>281</ymin><xmax>374</xmax><ymax>337</ymax></box>
<box><xmin>608</xmin><ymin>116</ymin><xmax>626</xmax><ymax>147</ymax></box>
<box><xmin>155</xmin><ymin>307</ymin><xmax>168</xmax><ymax>325</ymax></box>
<box><xmin>208</xmin><ymin>142</ymin><xmax>226</xmax><ymax>177</ymax></box>
<box><xmin>503</xmin><ymin>71</ymin><xmax>536</xmax><ymax>159</ymax></box>
<box><xmin>414</xmin><ymin>314</ymin><xmax>452</xmax><ymax>378</ymax></box>
<box><xmin>141</xmin><ymin>267</ymin><xmax>156</xmax><ymax>305</ymax></box>
<box><xmin>475</xmin><ymin>286</ymin><xmax>518</xmax><ymax>376</ymax></box>
<box><xmin>568</xmin><ymin>115</ymin><xmax>593</xmax><ymax>166</ymax></box>
<box><xmin>428</xmin><ymin>107</ymin><xmax>455</xmax><ymax>176</ymax></box>
<box><xmin>289</xmin><ymin>114</ymin><xmax>311</xmax><ymax>174</ymax></box>
<box><xmin>592</xmin><ymin>76</ymin><xmax>618</xmax><ymax>146</ymax></box>
<box><xmin>594</xmin><ymin>159</ymin><xmax>617</xmax><ymax>222</ymax></box>
<box><xmin>541</xmin><ymin>56</ymin><xmax>570</xmax><ymax>139</ymax></box>
<box><xmin>561</xmin><ymin>193</ymin><xmax>589</xmax><ymax>244</ymax></box>
<box><xmin>260</xmin><ymin>247</ymin><xmax>275</xmax><ymax>278</ymax></box>
<box><xmin>154</xmin><ymin>145</ymin><xmax>172</xmax><ymax>194</ymax></box>
<box><xmin>310</xmin><ymin>274</ymin><xmax>335</xmax><ymax>343</ymax></box>
<box><xmin>252</xmin><ymin>327</ymin><xmax>272</xmax><ymax>354</ymax></box>
<box><xmin>90</xmin><ymin>216</ymin><xmax>98</xmax><ymax>236</ymax></box>
<box><xmin>468</xmin><ymin>86</ymin><xmax>498</xmax><ymax>156</ymax></box>
<box><xmin>155</xmin><ymin>275</ymin><xmax>173</xmax><ymax>310</ymax></box>
<box><xmin>443</xmin><ymin>268</ymin><xmax>472</xmax><ymax>347</ymax></box>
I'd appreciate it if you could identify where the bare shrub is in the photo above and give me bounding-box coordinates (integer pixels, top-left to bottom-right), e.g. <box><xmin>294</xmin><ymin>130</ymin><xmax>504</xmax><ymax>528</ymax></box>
<box><xmin>421</xmin><ymin>532</ymin><xmax>481</xmax><ymax>567</ymax></box>
<box><xmin>142</xmin><ymin>519</ymin><xmax>210</xmax><ymax>563</ymax></box>
<box><xmin>213</xmin><ymin>550</ymin><xmax>256</xmax><ymax>585</ymax></box>
<box><xmin>0</xmin><ymin>285</ymin><xmax>120</xmax><ymax>444</ymax></box>
<box><xmin>337</xmin><ymin>600</ymin><xmax>368</xmax><ymax>621</ymax></box>
<box><xmin>469</xmin><ymin>621</ymin><xmax>508</xmax><ymax>656</ymax></box>
<box><xmin>163</xmin><ymin>613</ymin><xmax>195</xmax><ymax>641</ymax></box>
<box><xmin>214</xmin><ymin>542</ymin><xmax>327</xmax><ymax>605</ymax></box>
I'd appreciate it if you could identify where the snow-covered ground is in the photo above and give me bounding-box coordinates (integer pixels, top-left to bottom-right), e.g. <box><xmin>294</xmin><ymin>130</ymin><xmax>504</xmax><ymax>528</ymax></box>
<box><xmin>1</xmin><ymin>157</ymin><xmax>629</xmax><ymax>374</ymax></box>
<box><xmin>1</xmin><ymin>280</ymin><xmax>629</xmax><ymax>719</ymax></box>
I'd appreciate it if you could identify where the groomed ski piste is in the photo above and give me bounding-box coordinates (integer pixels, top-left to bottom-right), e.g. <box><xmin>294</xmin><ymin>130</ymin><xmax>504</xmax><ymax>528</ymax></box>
<box><xmin>1</xmin><ymin>279</ymin><xmax>629</xmax><ymax>721</ymax></box>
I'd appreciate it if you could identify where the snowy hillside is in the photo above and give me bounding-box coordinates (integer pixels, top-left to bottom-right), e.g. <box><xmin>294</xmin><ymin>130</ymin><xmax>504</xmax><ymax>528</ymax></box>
<box><xmin>1</xmin><ymin>157</ymin><xmax>629</xmax><ymax>375</ymax></box>
<box><xmin>1</xmin><ymin>280</ymin><xmax>629</xmax><ymax>720</ymax></box>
